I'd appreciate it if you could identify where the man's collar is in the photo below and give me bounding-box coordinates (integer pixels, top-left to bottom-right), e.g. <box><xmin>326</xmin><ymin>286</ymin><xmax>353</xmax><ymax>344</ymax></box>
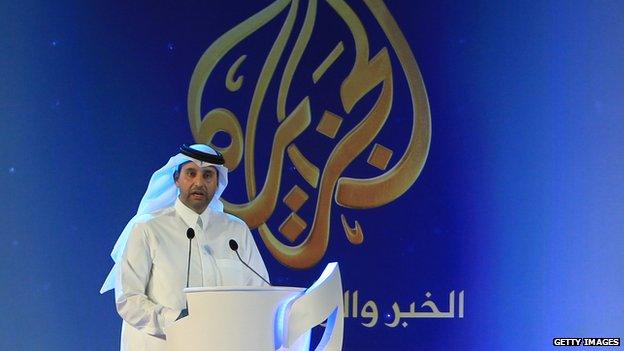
<box><xmin>174</xmin><ymin>198</ymin><xmax>209</xmax><ymax>229</ymax></box>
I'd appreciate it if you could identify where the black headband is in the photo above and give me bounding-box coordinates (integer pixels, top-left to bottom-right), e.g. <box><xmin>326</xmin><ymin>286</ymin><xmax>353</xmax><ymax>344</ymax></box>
<box><xmin>179</xmin><ymin>144</ymin><xmax>225</xmax><ymax>165</ymax></box>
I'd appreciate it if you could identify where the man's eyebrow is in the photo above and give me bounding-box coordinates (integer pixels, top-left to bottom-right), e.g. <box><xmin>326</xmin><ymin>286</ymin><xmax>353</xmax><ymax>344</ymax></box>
<box><xmin>202</xmin><ymin>168</ymin><xmax>217</xmax><ymax>174</ymax></box>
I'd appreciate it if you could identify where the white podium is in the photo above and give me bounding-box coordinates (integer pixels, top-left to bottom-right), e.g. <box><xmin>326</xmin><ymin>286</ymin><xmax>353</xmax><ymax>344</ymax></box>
<box><xmin>165</xmin><ymin>263</ymin><xmax>344</xmax><ymax>351</ymax></box>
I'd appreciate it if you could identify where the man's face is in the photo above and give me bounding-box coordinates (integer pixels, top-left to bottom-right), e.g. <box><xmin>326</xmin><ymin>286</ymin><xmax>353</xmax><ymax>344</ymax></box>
<box><xmin>175</xmin><ymin>162</ymin><xmax>218</xmax><ymax>214</ymax></box>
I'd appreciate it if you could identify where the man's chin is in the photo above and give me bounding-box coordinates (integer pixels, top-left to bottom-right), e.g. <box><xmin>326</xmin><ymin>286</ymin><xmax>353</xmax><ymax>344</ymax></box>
<box><xmin>182</xmin><ymin>197</ymin><xmax>209</xmax><ymax>213</ymax></box>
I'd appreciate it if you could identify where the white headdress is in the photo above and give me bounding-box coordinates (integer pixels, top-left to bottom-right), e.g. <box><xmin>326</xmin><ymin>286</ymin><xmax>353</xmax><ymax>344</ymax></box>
<box><xmin>100</xmin><ymin>144</ymin><xmax>228</xmax><ymax>294</ymax></box>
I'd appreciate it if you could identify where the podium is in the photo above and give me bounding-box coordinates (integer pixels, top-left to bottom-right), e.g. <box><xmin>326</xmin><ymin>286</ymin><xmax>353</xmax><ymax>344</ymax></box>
<box><xmin>165</xmin><ymin>263</ymin><xmax>344</xmax><ymax>351</ymax></box>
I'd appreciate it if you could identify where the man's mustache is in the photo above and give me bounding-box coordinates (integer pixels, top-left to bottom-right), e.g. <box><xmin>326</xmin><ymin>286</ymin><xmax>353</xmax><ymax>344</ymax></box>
<box><xmin>189</xmin><ymin>187</ymin><xmax>207</xmax><ymax>195</ymax></box>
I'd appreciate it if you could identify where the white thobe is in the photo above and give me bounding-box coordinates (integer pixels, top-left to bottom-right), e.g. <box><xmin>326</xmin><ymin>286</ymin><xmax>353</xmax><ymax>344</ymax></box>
<box><xmin>115</xmin><ymin>199</ymin><xmax>270</xmax><ymax>351</ymax></box>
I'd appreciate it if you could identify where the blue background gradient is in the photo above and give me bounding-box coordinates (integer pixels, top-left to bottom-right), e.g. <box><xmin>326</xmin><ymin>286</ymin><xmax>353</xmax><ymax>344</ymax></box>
<box><xmin>1</xmin><ymin>1</ymin><xmax>622</xmax><ymax>350</ymax></box>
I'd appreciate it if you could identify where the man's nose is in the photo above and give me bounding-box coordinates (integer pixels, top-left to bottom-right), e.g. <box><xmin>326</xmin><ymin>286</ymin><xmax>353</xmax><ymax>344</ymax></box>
<box><xmin>192</xmin><ymin>177</ymin><xmax>206</xmax><ymax>187</ymax></box>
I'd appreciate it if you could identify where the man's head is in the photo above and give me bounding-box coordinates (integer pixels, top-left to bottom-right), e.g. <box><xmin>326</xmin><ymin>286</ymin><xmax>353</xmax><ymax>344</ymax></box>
<box><xmin>174</xmin><ymin>161</ymin><xmax>219</xmax><ymax>214</ymax></box>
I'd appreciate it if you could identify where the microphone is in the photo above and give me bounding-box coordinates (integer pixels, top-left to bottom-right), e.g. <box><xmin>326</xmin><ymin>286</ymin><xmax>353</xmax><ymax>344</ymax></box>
<box><xmin>186</xmin><ymin>228</ymin><xmax>195</xmax><ymax>289</ymax></box>
<box><xmin>228</xmin><ymin>239</ymin><xmax>271</xmax><ymax>286</ymax></box>
<box><xmin>187</xmin><ymin>228</ymin><xmax>195</xmax><ymax>239</ymax></box>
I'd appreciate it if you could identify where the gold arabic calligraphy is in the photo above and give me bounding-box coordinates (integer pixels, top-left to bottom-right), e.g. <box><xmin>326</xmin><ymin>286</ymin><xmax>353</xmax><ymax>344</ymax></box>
<box><xmin>187</xmin><ymin>0</ymin><xmax>431</xmax><ymax>268</ymax></box>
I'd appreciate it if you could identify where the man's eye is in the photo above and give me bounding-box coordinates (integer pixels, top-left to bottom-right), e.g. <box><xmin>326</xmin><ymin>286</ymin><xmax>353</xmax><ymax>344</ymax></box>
<box><xmin>187</xmin><ymin>171</ymin><xmax>196</xmax><ymax>177</ymax></box>
<box><xmin>203</xmin><ymin>172</ymin><xmax>214</xmax><ymax>179</ymax></box>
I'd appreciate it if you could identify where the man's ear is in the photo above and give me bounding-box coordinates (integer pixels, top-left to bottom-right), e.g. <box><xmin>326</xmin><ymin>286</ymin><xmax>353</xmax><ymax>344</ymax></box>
<box><xmin>173</xmin><ymin>170</ymin><xmax>180</xmax><ymax>185</ymax></box>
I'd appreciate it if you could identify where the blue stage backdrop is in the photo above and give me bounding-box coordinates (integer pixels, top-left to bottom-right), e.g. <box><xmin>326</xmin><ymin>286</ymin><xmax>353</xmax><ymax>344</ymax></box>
<box><xmin>1</xmin><ymin>1</ymin><xmax>623</xmax><ymax>350</ymax></box>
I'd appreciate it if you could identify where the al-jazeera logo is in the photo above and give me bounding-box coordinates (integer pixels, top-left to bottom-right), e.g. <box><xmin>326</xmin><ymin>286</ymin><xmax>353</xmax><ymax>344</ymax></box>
<box><xmin>187</xmin><ymin>0</ymin><xmax>430</xmax><ymax>269</ymax></box>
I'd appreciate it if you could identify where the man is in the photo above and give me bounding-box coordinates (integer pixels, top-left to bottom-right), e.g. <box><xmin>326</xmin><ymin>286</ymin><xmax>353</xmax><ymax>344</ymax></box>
<box><xmin>100</xmin><ymin>144</ymin><xmax>270</xmax><ymax>351</ymax></box>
